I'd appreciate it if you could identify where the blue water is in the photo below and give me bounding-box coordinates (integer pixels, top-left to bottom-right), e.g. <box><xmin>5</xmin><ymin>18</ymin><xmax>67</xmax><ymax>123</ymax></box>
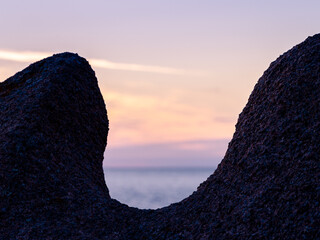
<box><xmin>104</xmin><ymin>167</ymin><xmax>215</xmax><ymax>209</ymax></box>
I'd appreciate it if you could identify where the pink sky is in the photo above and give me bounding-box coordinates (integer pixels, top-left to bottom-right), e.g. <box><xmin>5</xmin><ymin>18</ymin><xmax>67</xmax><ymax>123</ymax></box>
<box><xmin>0</xmin><ymin>0</ymin><xmax>319</xmax><ymax>167</ymax></box>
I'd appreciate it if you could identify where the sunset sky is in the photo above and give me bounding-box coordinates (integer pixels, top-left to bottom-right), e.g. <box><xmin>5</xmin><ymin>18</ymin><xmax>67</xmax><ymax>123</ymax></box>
<box><xmin>1</xmin><ymin>0</ymin><xmax>319</xmax><ymax>167</ymax></box>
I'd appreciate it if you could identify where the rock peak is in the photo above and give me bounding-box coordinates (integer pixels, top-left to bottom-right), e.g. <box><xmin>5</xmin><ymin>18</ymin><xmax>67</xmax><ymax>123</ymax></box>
<box><xmin>1</xmin><ymin>52</ymin><xmax>110</xmax><ymax>238</ymax></box>
<box><xmin>1</xmin><ymin>34</ymin><xmax>320</xmax><ymax>239</ymax></box>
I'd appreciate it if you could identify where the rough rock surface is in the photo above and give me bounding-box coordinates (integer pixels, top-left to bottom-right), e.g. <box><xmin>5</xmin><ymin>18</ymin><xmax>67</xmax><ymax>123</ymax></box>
<box><xmin>0</xmin><ymin>54</ymin><xmax>136</xmax><ymax>239</ymax></box>
<box><xmin>1</xmin><ymin>34</ymin><xmax>320</xmax><ymax>239</ymax></box>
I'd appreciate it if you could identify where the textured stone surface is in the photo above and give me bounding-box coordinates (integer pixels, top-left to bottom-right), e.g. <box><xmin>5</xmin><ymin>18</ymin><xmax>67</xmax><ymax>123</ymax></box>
<box><xmin>0</xmin><ymin>53</ymin><xmax>114</xmax><ymax>238</ymax></box>
<box><xmin>1</xmin><ymin>34</ymin><xmax>320</xmax><ymax>239</ymax></box>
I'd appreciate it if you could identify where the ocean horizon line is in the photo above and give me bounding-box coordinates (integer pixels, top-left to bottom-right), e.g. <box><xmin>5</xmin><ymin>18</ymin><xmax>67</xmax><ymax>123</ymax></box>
<box><xmin>103</xmin><ymin>166</ymin><xmax>217</xmax><ymax>171</ymax></box>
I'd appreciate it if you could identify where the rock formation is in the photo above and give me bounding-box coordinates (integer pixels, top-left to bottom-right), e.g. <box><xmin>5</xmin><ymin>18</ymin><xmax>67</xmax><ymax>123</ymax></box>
<box><xmin>1</xmin><ymin>34</ymin><xmax>319</xmax><ymax>239</ymax></box>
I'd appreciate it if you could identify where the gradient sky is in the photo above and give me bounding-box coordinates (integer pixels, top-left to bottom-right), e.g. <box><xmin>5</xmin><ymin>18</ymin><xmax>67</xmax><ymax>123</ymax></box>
<box><xmin>0</xmin><ymin>0</ymin><xmax>319</xmax><ymax>167</ymax></box>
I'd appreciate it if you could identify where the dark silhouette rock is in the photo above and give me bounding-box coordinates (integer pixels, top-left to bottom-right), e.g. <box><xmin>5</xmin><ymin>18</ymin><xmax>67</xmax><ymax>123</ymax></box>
<box><xmin>0</xmin><ymin>53</ymin><xmax>113</xmax><ymax>238</ymax></box>
<box><xmin>1</xmin><ymin>34</ymin><xmax>320</xmax><ymax>239</ymax></box>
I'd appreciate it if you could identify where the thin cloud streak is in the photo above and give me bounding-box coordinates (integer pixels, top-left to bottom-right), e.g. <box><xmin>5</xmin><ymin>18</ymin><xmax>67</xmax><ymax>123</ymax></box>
<box><xmin>90</xmin><ymin>58</ymin><xmax>188</xmax><ymax>75</ymax></box>
<box><xmin>0</xmin><ymin>50</ymin><xmax>50</xmax><ymax>63</ymax></box>
<box><xmin>0</xmin><ymin>49</ymin><xmax>202</xmax><ymax>76</ymax></box>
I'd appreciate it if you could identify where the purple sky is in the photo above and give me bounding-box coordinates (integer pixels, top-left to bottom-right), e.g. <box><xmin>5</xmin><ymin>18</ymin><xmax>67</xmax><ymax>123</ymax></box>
<box><xmin>0</xmin><ymin>0</ymin><xmax>319</xmax><ymax>167</ymax></box>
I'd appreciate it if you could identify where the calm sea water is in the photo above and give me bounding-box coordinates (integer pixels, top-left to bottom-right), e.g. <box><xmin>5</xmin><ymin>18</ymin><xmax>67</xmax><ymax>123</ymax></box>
<box><xmin>104</xmin><ymin>167</ymin><xmax>215</xmax><ymax>209</ymax></box>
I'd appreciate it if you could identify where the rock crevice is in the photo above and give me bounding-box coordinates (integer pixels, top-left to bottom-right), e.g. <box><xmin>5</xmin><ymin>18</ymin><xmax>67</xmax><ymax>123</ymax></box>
<box><xmin>1</xmin><ymin>35</ymin><xmax>320</xmax><ymax>239</ymax></box>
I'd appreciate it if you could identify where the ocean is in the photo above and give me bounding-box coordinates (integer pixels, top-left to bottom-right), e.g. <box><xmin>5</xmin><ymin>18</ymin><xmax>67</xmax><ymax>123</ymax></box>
<box><xmin>104</xmin><ymin>167</ymin><xmax>215</xmax><ymax>209</ymax></box>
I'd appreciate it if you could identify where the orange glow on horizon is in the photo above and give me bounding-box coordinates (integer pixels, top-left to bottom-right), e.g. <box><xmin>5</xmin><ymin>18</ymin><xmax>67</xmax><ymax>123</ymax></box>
<box><xmin>101</xmin><ymin>89</ymin><xmax>237</xmax><ymax>147</ymax></box>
